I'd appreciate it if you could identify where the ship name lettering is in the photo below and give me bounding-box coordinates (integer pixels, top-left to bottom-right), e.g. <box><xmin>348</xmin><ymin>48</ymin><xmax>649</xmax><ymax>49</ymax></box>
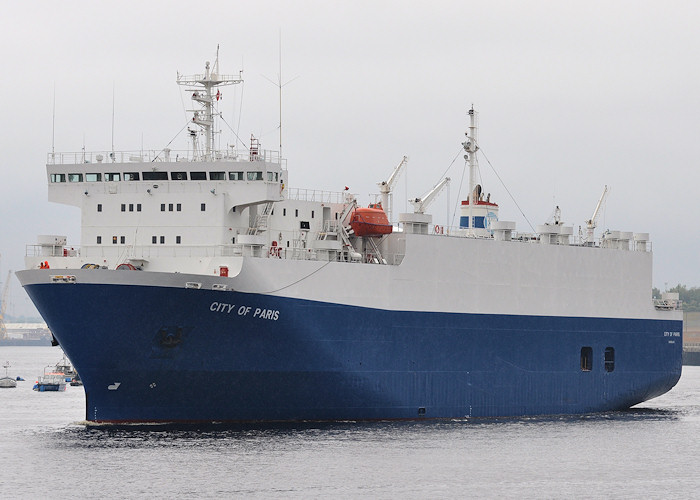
<box><xmin>253</xmin><ymin>308</ymin><xmax>280</xmax><ymax>321</ymax></box>
<box><xmin>210</xmin><ymin>301</ymin><xmax>236</xmax><ymax>313</ymax></box>
<box><xmin>663</xmin><ymin>331</ymin><xmax>681</xmax><ymax>337</ymax></box>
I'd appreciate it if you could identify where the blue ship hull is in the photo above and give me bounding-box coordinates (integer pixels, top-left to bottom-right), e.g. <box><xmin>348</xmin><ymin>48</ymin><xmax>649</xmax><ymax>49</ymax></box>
<box><xmin>23</xmin><ymin>281</ymin><xmax>682</xmax><ymax>423</ymax></box>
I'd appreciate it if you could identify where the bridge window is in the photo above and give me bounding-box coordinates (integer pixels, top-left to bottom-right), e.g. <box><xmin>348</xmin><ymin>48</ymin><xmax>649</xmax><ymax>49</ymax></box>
<box><xmin>143</xmin><ymin>171</ymin><xmax>168</xmax><ymax>181</ymax></box>
<box><xmin>604</xmin><ymin>347</ymin><xmax>615</xmax><ymax>372</ymax></box>
<box><xmin>247</xmin><ymin>171</ymin><xmax>263</xmax><ymax>181</ymax></box>
<box><xmin>209</xmin><ymin>171</ymin><xmax>225</xmax><ymax>180</ymax></box>
<box><xmin>581</xmin><ymin>347</ymin><xmax>593</xmax><ymax>371</ymax></box>
<box><xmin>86</xmin><ymin>173</ymin><xmax>101</xmax><ymax>182</ymax></box>
<box><xmin>229</xmin><ymin>171</ymin><xmax>243</xmax><ymax>181</ymax></box>
<box><xmin>105</xmin><ymin>173</ymin><xmax>120</xmax><ymax>182</ymax></box>
<box><xmin>124</xmin><ymin>172</ymin><xmax>140</xmax><ymax>181</ymax></box>
<box><xmin>68</xmin><ymin>173</ymin><xmax>83</xmax><ymax>182</ymax></box>
<box><xmin>190</xmin><ymin>171</ymin><xmax>206</xmax><ymax>181</ymax></box>
<box><xmin>267</xmin><ymin>172</ymin><xmax>274</xmax><ymax>181</ymax></box>
<box><xmin>50</xmin><ymin>174</ymin><xmax>66</xmax><ymax>183</ymax></box>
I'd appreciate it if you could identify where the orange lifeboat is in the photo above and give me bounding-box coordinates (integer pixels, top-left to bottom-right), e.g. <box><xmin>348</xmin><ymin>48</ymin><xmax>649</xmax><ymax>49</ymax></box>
<box><xmin>349</xmin><ymin>203</ymin><xmax>392</xmax><ymax>237</ymax></box>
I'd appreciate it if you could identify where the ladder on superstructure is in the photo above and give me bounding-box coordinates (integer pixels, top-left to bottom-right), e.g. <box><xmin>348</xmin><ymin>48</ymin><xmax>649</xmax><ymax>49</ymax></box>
<box><xmin>248</xmin><ymin>202</ymin><xmax>275</xmax><ymax>235</ymax></box>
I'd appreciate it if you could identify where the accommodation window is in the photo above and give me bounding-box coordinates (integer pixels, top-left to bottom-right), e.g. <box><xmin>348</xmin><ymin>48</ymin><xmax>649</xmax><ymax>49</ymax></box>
<box><xmin>161</xmin><ymin>204</ymin><xmax>165</xmax><ymax>212</ymax></box>
<box><xmin>581</xmin><ymin>347</ymin><xmax>593</xmax><ymax>372</ymax></box>
<box><xmin>176</xmin><ymin>236</ymin><xmax>181</xmax><ymax>244</ymax></box>
<box><xmin>120</xmin><ymin>236</ymin><xmax>125</xmax><ymax>244</ymax></box>
<box><xmin>335</xmin><ymin>212</ymin><xmax>338</xmax><ymax>220</ymax></box>
<box><xmin>311</xmin><ymin>210</ymin><xmax>315</xmax><ymax>219</ymax></box>
<box><xmin>190</xmin><ymin>171</ymin><xmax>206</xmax><ymax>181</ymax></box>
<box><xmin>86</xmin><ymin>173</ymin><xmax>101</xmax><ymax>182</ymax></box>
<box><xmin>137</xmin><ymin>204</ymin><xmax>141</xmax><ymax>212</ymax></box>
<box><xmin>604</xmin><ymin>347</ymin><xmax>615</xmax><ymax>372</ymax></box>
<box><xmin>160</xmin><ymin>236</ymin><xmax>165</xmax><ymax>244</ymax></box>
<box><xmin>152</xmin><ymin>236</ymin><xmax>157</xmax><ymax>244</ymax></box>
<box><xmin>112</xmin><ymin>236</ymin><xmax>117</xmax><ymax>245</ymax></box>
<box><xmin>295</xmin><ymin>209</ymin><xmax>299</xmax><ymax>217</ymax></box>
<box><xmin>176</xmin><ymin>203</ymin><xmax>181</xmax><ymax>212</ymax></box>
<box><xmin>169</xmin><ymin>203</ymin><xmax>173</xmax><ymax>212</ymax></box>
<box><xmin>96</xmin><ymin>236</ymin><xmax>102</xmax><ymax>244</ymax></box>
<box><xmin>201</xmin><ymin>203</ymin><xmax>206</xmax><ymax>211</ymax></box>
<box><xmin>50</xmin><ymin>174</ymin><xmax>66</xmax><ymax>183</ymax></box>
<box><xmin>229</xmin><ymin>171</ymin><xmax>243</xmax><ymax>180</ymax></box>
<box><xmin>105</xmin><ymin>173</ymin><xmax>120</xmax><ymax>181</ymax></box>
<box><xmin>124</xmin><ymin>172</ymin><xmax>140</xmax><ymax>181</ymax></box>
<box><xmin>209</xmin><ymin>171</ymin><xmax>225</xmax><ymax>180</ymax></box>
<box><xmin>171</xmin><ymin>172</ymin><xmax>187</xmax><ymax>180</ymax></box>
<box><xmin>283</xmin><ymin>208</ymin><xmax>287</xmax><ymax>216</ymax></box>
<box><xmin>121</xmin><ymin>204</ymin><xmax>126</xmax><ymax>212</ymax></box>
<box><xmin>68</xmin><ymin>173</ymin><xmax>83</xmax><ymax>182</ymax></box>
<box><xmin>129</xmin><ymin>204</ymin><xmax>134</xmax><ymax>212</ymax></box>
<box><xmin>97</xmin><ymin>204</ymin><xmax>102</xmax><ymax>212</ymax></box>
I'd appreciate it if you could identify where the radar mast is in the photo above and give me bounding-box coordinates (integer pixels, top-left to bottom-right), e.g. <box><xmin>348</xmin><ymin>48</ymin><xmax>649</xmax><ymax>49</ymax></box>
<box><xmin>176</xmin><ymin>47</ymin><xmax>243</xmax><ymax>160</ymax></box>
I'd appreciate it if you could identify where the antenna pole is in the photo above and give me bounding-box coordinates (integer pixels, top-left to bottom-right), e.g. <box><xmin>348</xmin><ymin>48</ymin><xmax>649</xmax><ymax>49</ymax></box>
<box><xmin>279</xmin><ymin>29</ymin><xmax>283</xmax><ymax>159</ymax></box>
<box><xmin>51</xmin><ymin>83</ymin><xmax>56</xmax><ymax>159</ymax></box>
<box><xmin>111</xmin><ymin>82</ymin><xmax>115</xmax><ymax>159</ymax></box>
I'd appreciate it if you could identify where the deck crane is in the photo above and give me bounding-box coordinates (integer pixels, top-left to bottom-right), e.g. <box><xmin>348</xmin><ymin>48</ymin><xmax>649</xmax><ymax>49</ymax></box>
<box><xmin>409</xmin><ymin>177</ymin><xmax>451</xmax><ymax>214</ymax></box>
<box><xmin>377</xmin><ymin>155</ymin><xmax>408</xmax><ymax>224</ymax></box>
<box><xmin>584</xmin><ymin>185</ymin><xmax>609</xmax><ymax>245</ymax></box>
<box><xmin>0</xmin><ymin>270</ymin><xmax>11</xmax><ymax>341</ymax></box>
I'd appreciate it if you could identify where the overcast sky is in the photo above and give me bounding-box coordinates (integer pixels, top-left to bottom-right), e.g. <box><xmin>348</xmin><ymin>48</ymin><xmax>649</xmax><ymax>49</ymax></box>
<box><xmin>1</xmin><ymin>1</ymin><xmax>699</xmax><ymax>316</ymax></box>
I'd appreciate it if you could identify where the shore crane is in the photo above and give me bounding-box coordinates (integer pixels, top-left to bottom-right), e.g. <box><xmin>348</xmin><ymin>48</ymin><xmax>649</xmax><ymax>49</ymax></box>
<box><xmin>409</xmin><ymin>177</ymin><xmax>451</xmax><ymax>214</ymax></box>
<box><xmin>0</xmin><ymin>270</ymin><xmax>11</xmax><ymax>341</ymax></box>
<box><xmin>584</xmin><ymin>185</ymin><xmax>609</xmax><ymax>245</ymax></box>
<box><xmin>377</xmin><ymin>155</ymin><xmax>408</xmax><ymax>224</ymax></box>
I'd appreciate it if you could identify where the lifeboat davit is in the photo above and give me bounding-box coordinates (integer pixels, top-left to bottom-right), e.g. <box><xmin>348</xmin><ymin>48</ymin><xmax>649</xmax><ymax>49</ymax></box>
<box><xmin>349</xmin><ymin>203</ymin><xmax>392</xmax><ymax>237</ymax></box>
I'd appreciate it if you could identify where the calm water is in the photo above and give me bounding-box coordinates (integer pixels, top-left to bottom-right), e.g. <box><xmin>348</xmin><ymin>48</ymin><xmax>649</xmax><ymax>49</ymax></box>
<box><xmin>1</xmin><ymin>346</ymin><xmax>699</xmax><ymax>499</ymax></box>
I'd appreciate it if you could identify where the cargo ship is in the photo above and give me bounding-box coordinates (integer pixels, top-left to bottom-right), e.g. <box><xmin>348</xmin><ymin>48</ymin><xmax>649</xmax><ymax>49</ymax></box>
<box><xmin>16</xmin><ymin>53</ymin><xmax>683</xmax><ymax>423</ymax></box>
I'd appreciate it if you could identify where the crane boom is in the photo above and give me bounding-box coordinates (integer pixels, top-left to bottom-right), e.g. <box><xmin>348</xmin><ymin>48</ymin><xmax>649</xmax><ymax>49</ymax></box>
<box><xmin>409</xmin><ymin>177</ymin><xmax>451</xmax><ymax>214</ymax></box>
<box><xmin>585</xmin><ymin>185</ymin><xmax>609</xmax><ymax>244</ymax></box>
<box><xmin>377</xmin><ymin>156</ymin><xmax>408</xmax><ymax>224</ymax></box>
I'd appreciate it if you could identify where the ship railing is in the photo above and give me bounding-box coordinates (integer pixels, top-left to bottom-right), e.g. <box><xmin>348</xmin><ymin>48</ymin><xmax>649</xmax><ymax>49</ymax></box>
<box><xmin>25</xmin><ymin>245</ymin><xmax>80</xmax><ymax>258</ymax></box>
<box><xmin>653</xmin><ymin>298</ymin><xmax>683</xmax><ymax>311</ymax></box>
<box><xmin>47</xmin><ymin>149</ymin><xmax>286</xmax><ymax>166</ymax></box>
<box><xmin>426</xmin><ymin>225</ymin><xmax>653</xmax><ymax>251</ymax></box>
<box><xmin>287</xmin><ymin>188</ymin><xmax>350</xmax><ymax>204</ymax></box>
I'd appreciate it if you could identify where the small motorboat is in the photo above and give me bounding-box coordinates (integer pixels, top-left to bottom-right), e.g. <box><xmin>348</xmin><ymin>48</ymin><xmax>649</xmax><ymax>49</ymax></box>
<box><xmin>54</xmin><ymin>354</ymin><xmax>77</xmax><ymax>382</ymax></box>
<box><xmin>33</xmin><ymin>368</ymin><xmax>67</xmax><ymax>392</ymax></box>
<box><xmin>0</xmin><ymin>361</ymin><xmax>17</xmax><ymax>388</ymax></box>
